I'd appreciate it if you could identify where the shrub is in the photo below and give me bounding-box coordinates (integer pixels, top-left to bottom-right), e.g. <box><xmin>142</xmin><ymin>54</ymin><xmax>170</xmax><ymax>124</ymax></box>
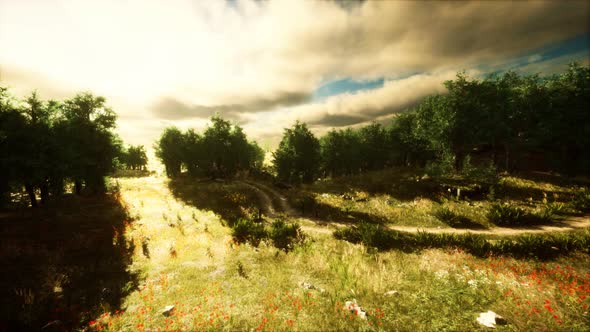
<box><xmin>571</xmin><ymin>187</ymin><xmax>590</xmax><ymax>212</ymax></box>
<box><xmin>462</xmin><ymin>157</ymin><xmax>499</xmax><ymax>185</ymax></box>
<box><xmin>425</xmin><ymin>152</ymin><xmax>455</xmax><ymax>178</ymax></box>
<box><xmin>231</xmin><ymin>219</ymin><xmax>267</xmax><ymax>246</ymax></box>
<box><xmin>334</xmin><ymin>225</ymin><xmax>590</xmax><ymax>259</ymax></box>
<box><xmin>269</xmin><ymin>219</ymin><xmax>303</xmax><ymax>251</ymax></box>
<box><xmin>486</xmin><ymin>203</ymin><xmax>525</xmax><ymax>226</ymax></box>
<box><xmin>433</xmin><ymin>206</ymin><xmax>458</xmax><ymax>223</ymax></box>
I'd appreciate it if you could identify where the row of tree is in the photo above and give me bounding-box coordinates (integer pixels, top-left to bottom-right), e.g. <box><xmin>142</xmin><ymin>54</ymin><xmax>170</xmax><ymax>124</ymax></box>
<box><xmin>0</xmin><ymin>88</ymin><xmax>147</xmax><ymax>208</ymax></box>
<box><xmin>155</xmin><ymin>63</ymin><xmax>588</xmax><ymax>183</ymax></box>
<box><xmin>155</xmin><ymin>116</ymin><xmax>264</xmax><ymax>178</ymax></box>
<box><xmin>119</xmin><ymin>145</ymin><xmax>148</xmax><ymax>170</ymax></box>
<box><xmin>273</xmin><ymin>63</ymin><xmax>589</xmax><ymax>182</ymax></box>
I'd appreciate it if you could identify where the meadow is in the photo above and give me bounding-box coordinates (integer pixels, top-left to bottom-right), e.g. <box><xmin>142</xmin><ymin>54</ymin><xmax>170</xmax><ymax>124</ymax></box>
<box><xmin>3</xmin><ymin>168</ymin><xmax>588</xmax><ymax>331</ymax></box>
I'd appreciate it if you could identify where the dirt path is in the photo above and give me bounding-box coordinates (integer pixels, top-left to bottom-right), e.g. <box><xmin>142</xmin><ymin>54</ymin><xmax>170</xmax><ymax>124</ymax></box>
<box><xmin>238</xmin><ymin>180</ymin><xmax>590</xmax><ymax>237</ymax></box>
<box><xmin>238</xmin><ymin>180</ymin><xmax>296</xmax><ymax>216</ymax></box>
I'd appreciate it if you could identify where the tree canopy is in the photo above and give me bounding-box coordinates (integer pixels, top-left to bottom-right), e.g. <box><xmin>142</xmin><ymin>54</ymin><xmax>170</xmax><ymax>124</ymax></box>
<box><xmin>0</xmin><ymin>88</ymin><xmax>131</xmax><ymax>208</ymax></box>
<box><xmin>155</xmin><ymin>116</ymin><xmax>264</xmax><ymax>179</ymax></box>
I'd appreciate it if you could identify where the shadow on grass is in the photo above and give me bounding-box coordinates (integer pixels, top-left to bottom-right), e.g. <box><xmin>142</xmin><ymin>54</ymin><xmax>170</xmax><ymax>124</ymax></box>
<box><xmin>284</xmin><ymin>190</ymin><xmax>388</xmax><ymax>226</ymax></box>
<box><xmin>0</xmin><ymin>194</ymin><xmax>139</xmax><ymax>332</ymax></box>
<box><xmin>168</xmin><ymin>177</ymin><xmax>262</xmax><ymax>225</ymax></box>
<box><xmin>110</xmin><ymin>169</ymin><xmax>154</xmax><ymax>178</ymax></box>
<box><xmin>334</xmin><ymin>223</ymin><xmax>590</xmax><ymax>260</ymax></box>
<box><xmin>444</xmin><ymin>216</ymin><xmax>489</xmax><ymax>230</ymax></box>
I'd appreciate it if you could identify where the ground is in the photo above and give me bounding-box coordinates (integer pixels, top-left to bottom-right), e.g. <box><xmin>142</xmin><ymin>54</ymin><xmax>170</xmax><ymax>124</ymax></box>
<box><xmin>1</xmin><ymin>170</ymin><xmax>589</xmax><ymax>331</ymax></box>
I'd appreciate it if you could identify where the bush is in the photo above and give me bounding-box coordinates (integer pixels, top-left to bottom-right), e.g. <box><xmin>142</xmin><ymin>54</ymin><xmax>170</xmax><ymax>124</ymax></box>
<box><xmin>571</xmin><ymin>187</ymin><xmax>590</xmax><ymax>212</ymax></box>
<box><xmin>425</xmin><ymin>152</ymin><xmax>455</xmax><ymax>178</ymax></box>
<box><xmin>486</xmin><ymin>203</ymin><xmax>525</xmax><ymax>226</ymax></box>
<box><xmin>231</xmin><ymin>218</ymin><xmax>304</xmax><ymax>251</ymax></box>
<box><xmin>462</xmin><ymin>157</ymin><xmax>499</xmax><ymax>185</ymax></box>
<box><xmin>269</xmin><ymin>219</ymin><xmax>303</xmax><ymax>251</ymax></box>
<box><xmin>334</xmin><ymin>225</ymin><xmax>590</xmax><ymax>259</ymax></box>
<box><xmin>231</xmin><ymin>218</ymin><xmax>267</xmax><ymax>246</ymax></box>
<box><xmin>433</xmin><ymin>206</ymin><xmax>458</xmax><ymax>223</ymax></box>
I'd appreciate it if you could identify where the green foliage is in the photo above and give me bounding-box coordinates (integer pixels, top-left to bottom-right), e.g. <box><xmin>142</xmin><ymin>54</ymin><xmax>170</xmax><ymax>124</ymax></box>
<box><xmin>1</xmin><ymin>88</ymin><xmax>125</xmax><ymax>207</ymax></box>
<box><xmin>231</xmin><ymin>218</ymin><xmax>304</xmax><ymax>251</ymax></box>
<box><xmin>424</xmin><ymin>151</ymin><xmax>455</xmax><ymax>177</ymax></box>
<box><xmin>274</xmin><ymin>121</ymin><xmax>321</xmax><ymax>183</ymax></box>
<box><xmin>119</xmin><ymin>145</ymin><xmax>148</xmax><ymax>170</ymax></box>
<box><xmin>155</xmin><ymin>127</ymin><xmax>184</xmax><ymax>177</ymax></box>
<box><xmin>155</xmin><ymin>116</ymin><xmax>263</xmax><ymax>179</ymax></box>
<box><xmin>334</xmin><ymin>223</ymin><xmax>590</xmax><ymax>258</ymax></box>
<box><xmin>231</xmin><ymin>218</ymin><xmax>267</xmax><ymax>247</ymax></box>
<box><xmin>320</xmin><ymin>128</ymin><xmax>362</xmax><ymax>176</ymax></box>
<box><xmin>269</xmin><ymin>219</ymin><xmax>303</xmax><ymax>251</ymax></box>
<box><xmin>433</xmin><ymin>206</ymin><xmax>459</xmax><ymax>224</ymax></box>
<box><xmin>486</xmin><ymin>203</ymin><xmax>525</xmax><ymax>226</ymax></box>
<box><xmin>570</xmin><ymin>187</ymin><xmax>590</xmax><ymax>212</ymax></box>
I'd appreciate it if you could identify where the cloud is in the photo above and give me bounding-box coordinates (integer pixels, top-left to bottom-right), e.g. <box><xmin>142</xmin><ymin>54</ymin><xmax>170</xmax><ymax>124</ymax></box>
<box><xmin>1</xmin><ymin>0</ymin><xmax>588</xmax><ymax>149</ymax></box>
<box><xmin>242</xmin><ymin>70</ymin><xmax>463</xmax><ymax>143</ymax></box>
<box><xmin>151</xmin><ymin>91</ymin><xmax>310</xmax><ymax>121</ymax></box>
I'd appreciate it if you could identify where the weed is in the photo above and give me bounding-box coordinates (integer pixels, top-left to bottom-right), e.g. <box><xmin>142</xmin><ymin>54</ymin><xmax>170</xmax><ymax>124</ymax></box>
<box><xmin>334</xmin><ymin>224</ymin><xmax>590</xmax><ymax>259</ymax></box>
<box><xmin>571</xmin><ymin>187</ymin><xmax>590</xmax><ymax>212</ymax></box>
<box><xmin>487</xmin><ymin>203</ymin><xmax>525</xmax><ymax>226</ymax></box>
<box><xmin>433</xmin><ymin>206</ymin><xmax>458</xmax><ymax>223</ymax></box>
<box><xmin>231</xmin><ymin>218</ymin><xmax>267</xmax><ymax>247</ymax></box>
<box><xmin>236</xmin><ymin>260</ymin><xmax>248</xmax><ymax>279</ymax></box>
<box><xmin>269</xmin><ymin>219</ymin><xmax>304</xmax><ymax>252</ymax></box>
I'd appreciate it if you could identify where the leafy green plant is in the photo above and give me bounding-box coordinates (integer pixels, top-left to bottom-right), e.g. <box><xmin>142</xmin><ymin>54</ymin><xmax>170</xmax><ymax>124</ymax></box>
<box><xmin>425</xmin><ymin>152</ymin><xmax>455</xmax><ymax>178</ymax></box>
<box><xmin>433</xmin><ymin>206</ymin><xmax>458</xmax><ymax>223</ymax></box>
<box><xmin>334</xmin><ymin>224</ymin><xmax>590</xmax><ymax>259</ymax></box>
<box><xmin>570</xmin><ymin>187</ymin><xmax>590</xmax><ymax>212</ymax></box>
<box><xmin>462</xmin><ymin>157</ymin><xmax>499</xmax><ymax>185</ymax></box>
<box><xmin>486</xmin><ymin>203</ymin><xmax>525</xmax><ymax>226</ymax></box>
<box><xmin>231</xmin><ymin>218</ymin><xmax>267</xmax><ymax>246</ymax></box>
<box><xmin>269</xmin><ymin>219</ymin><xmax>303</xmax><ymax>251</ymax></box>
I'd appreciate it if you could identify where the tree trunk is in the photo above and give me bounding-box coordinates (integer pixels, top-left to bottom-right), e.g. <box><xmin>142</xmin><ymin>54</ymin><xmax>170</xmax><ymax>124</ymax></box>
<box><xmin>40</xmin><ymin>180</ymin><xmax>49</xmax><ymax>205</ymax></box>
<box><xmin>454</xmin><ymin>150</ymin><xmax>464</xmax><ymax>172</ymax></box>
<box><xmin>504</xmin><ymin>146</ymin><xmax>510</xmax><ymax>172</ymax></box>
<box><xmin>75</xmin><ymin>180</ymin><xmax>82</xmax><ymax>195</ymax></box>
<box><xmin>25</xmin><ymin>183</ymin><xmax>37</xmax><ymax>207</ymax></box>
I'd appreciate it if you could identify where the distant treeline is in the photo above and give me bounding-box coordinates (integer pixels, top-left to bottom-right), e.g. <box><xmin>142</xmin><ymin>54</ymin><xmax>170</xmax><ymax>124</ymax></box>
<box><xmin>156</xmin><ymin>63</ymin><xmax>589</xmax><ymax>184</ymax></box>
<box><xmin>155</xmin><ymin>116</ymin><xmax>264</xmax><ymax>178</ymax></box>
<box><xmin>0</xmin><ymin>89</ymin><xmax>147</xmax><ymax>208</ymax></box>
<box><xmin>273</xmin><ymin>63</ymin><xmax>590</xmax><ymax>183</ymax></box>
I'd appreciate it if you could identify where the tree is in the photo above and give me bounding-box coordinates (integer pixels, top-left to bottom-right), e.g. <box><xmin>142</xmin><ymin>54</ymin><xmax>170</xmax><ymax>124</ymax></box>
<box><xmin>155</xmin><ymin>127</ymin><xmax>184</xmax><ymax>177</ymax></box>
<box><xmin>387</xmin><ymin>111</ymin><xmax>433</xmax><ymax>167</ymax></box>
<box><xmin>358</xmin><ymin>122</ymin><xmax>389</xmax><ymax>171</ymax></box>
<box><xmin>273</xmin><ymin>121</ymin><xmax>321</xmax><ymax>183</ymax></box>
<box><xmin>181</xmin><ymin>129</ymin><xmax>203</xmax><ymax>176</ymax></box>
<box><xmin>59</xmin><ymin>92</ymin><xmax>119</xmax><ymax>194</ymax></box>
<box><xmin>321</xmin><ymin>128</ymin><xmax>362</xmax><ymax>177</ymax></box>
<box><xmin>122</xmin><ymin>145</ymin><xmax>148</xmax><ymax>170</ymax></box>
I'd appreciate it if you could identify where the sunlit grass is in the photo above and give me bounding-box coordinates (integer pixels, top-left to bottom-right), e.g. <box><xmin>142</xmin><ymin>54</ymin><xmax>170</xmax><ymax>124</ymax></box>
<box><xmin>76</xmin><ymin>174</ymin><xmax>590</xmax><ymax>331</ymax></box>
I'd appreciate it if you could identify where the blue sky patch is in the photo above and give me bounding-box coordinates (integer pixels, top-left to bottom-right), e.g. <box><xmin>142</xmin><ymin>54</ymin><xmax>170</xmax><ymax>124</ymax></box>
<box><xmin>312</xmin><ymin>77</ymin><xmax>385</xmax><ymax>101</ymax></box>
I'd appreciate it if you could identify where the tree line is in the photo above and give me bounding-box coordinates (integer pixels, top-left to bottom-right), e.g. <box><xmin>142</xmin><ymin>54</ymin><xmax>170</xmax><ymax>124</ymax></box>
<box><xmin>155</xmin><ymin>63</ymin><xmax>588</xmax><ymax>183</ymax></box>
<box><xmin>155</xmin><ymin>116</ymin><xmax>264</xmax><ymax>178</ymax></box>
<box><xmin>272</xmin><ymin>63</ymin><xmax>589</xmax><ymax>183</ymax></box>
<box><xmin>0</xmin><ymin>88</ymin><xmax>147</xmax><ymax>208</ymax></box>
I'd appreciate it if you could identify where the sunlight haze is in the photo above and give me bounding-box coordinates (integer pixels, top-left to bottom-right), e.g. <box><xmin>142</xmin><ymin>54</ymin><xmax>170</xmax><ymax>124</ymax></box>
<box><xmin>1</xmin><ymin>0</ymin><xmax>589</xmax><ymax>149</ymax></box>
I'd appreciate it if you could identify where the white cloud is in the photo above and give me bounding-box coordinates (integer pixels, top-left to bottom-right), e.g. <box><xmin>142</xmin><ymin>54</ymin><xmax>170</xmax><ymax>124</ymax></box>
<box><xmin>0</xmin><ymin>0</ymin><xmax>588</xmax><ymax>148</ymax></box>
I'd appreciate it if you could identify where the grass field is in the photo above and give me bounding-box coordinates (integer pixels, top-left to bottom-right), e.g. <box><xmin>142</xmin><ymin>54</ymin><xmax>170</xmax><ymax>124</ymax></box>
<box><xmin>1</xmin><ymin>169</ymin><xmax>589</xmax><ymax>331</ymax></box>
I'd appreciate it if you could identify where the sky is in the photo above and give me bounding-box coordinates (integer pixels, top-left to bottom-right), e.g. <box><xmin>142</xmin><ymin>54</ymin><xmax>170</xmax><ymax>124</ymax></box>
<box><xmin>1</xmin><ymin>0</ymin><xmax>589</xmax><ymax>151</ymax></box>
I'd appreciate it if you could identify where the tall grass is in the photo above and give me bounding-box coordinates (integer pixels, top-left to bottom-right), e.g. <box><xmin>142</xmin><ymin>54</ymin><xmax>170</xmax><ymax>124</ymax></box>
<box><xmin>334</xmin><ymin>222</ymin><xmax>590</xmax><ymax>259</ymax></box>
